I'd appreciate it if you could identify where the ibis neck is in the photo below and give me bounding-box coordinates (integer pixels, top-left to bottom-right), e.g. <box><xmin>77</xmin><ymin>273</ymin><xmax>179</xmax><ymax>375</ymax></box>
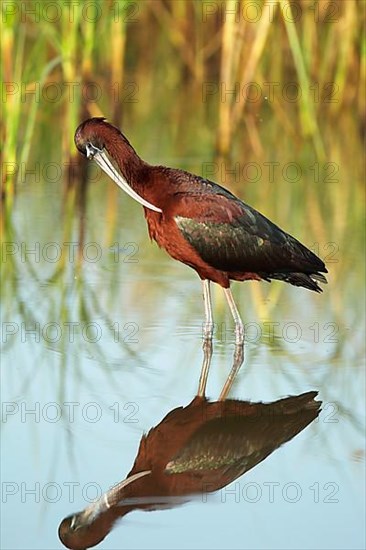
<box><xmin>107</xmin><ymin>139</ymin><xmax>149</xmax><ymax>193</ymax></box>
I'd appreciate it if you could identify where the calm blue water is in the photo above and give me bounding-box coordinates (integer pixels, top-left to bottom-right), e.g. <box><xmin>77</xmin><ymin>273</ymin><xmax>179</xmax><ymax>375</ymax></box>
<box><xmin>1</xmin><ymin>170</ymin><xmax>365</xmax><ymax>550</ymax></box>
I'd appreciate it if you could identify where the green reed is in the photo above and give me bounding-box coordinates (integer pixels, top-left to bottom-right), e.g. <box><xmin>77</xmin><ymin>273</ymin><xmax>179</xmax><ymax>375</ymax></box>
<box><xmin>0</xmin><ymin>0</ymin><xmax>363</xmax><ymax>248</ymax></box>
<box><xmin>1</xmin><ymin>11</ymin><xmax>25</xmax><ymax>204</ymax></box>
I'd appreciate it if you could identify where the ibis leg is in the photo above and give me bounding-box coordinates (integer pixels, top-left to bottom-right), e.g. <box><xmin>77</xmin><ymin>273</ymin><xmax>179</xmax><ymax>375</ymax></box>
<box><xmin>202</xmin><ymin>279</ymin><xmax>214</xmax><ymax>341</ymax></box>
<box><xmin>197</xmin><ymin>338</ymin><xmax>213</xmax><ymax>397</ymax></box>
<box><xmin>223</xmin><ymin>288</ymin><xmax>244</xmax><ymax>346</ymax></box>
<box><xmin>219</xmin><ymin>344</ymin><xmax>244</xmax><ymax>400</ymax></box>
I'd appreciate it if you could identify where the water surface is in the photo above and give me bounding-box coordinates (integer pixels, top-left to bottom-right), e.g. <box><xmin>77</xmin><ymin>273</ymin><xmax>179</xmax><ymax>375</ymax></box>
<box><xmin>1</xmin><ymin>116</ymin><xmax>365</xmax><ymax>550</ymax></box>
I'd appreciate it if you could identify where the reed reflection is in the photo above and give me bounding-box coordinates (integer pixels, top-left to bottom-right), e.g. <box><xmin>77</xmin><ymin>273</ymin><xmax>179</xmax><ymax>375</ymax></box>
<box><xmin>59</xmin><ymin>347</ymin><xmax>321</xmax><ymax>550</ymax></box>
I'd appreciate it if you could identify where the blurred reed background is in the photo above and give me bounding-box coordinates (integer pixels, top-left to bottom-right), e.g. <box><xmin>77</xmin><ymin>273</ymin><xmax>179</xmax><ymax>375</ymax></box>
<box><xmin>1</xmin><ymin>0</ymin><xmax>364</xmax><ymax>192</ymax></box>
<box><xmin>0</xmin><ymin>0</ymin><xmax>364</xmax><ymax>340</ymax></box>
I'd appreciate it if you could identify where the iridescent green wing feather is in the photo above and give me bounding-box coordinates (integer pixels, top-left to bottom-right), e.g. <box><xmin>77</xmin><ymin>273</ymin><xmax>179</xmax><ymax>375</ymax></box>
<box><xmin>173</xmin><ymin>192</ymin><xmax>323</xmax><ymax>274</ymax></box>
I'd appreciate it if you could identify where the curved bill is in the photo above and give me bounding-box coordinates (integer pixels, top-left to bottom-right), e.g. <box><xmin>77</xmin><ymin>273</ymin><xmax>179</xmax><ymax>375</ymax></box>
<box><xmin>79</xmin><ymin>470</ymin><xmax>152</xmax><ymax>526</ymax></box>
<box><xmin>102</xmin><ymin>470</ymin><xmax>152</xmax><ymax>510</ymax></box>
<box><xmin>92</xmin><ymin>150</ymin><xmax>162</xmax><ymax>213</ymax></box>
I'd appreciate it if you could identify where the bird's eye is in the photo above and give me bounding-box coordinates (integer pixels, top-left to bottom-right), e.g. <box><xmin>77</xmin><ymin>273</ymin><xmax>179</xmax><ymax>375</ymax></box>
<box><xmin>84</xmin><ymin>141</ymin><xmax>103</xmax><ymax>160</ymax></box>
<box><xmin>85</xmin><ymin>142</ymin><xmax>96</xmax><ymax>159</ymax></box>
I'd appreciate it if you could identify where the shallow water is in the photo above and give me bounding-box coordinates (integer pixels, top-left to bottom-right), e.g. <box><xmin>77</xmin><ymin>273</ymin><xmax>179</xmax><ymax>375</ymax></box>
<box><xmin>2</xmin><ymin>147</ymin><xmax>365</xmax><ymax>550</ymax></box>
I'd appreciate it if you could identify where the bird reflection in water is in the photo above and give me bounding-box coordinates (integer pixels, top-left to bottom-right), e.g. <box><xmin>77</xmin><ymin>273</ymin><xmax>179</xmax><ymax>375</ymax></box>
<box><xmin>59</xmin><ymin>345</ymin><xmax>321</xmax><ymax>549</ymax></box>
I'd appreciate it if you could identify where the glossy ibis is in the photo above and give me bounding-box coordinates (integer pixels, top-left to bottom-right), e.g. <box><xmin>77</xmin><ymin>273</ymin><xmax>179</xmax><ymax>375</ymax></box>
<box><xmin>74</xmin><ymin>118</ymin><xmax>328</xmax><ymax>345</ymax></box>
<box><xmin>59</xmin><ymin>390</ymin><xmax>321</xmax><ymax>549</ymax></box>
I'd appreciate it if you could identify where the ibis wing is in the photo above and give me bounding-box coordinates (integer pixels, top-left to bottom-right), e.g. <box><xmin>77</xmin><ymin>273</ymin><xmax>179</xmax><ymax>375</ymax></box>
<box><xmin>173</xmin><ymin>193</ymin><xmax>325</xmax><ymax>275</ymax></box>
